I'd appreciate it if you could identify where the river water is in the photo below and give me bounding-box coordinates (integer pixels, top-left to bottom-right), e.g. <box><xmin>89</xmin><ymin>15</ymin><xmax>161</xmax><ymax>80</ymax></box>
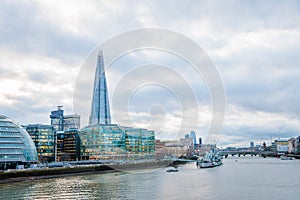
<box><xmin>0</xmin><ymin>157</ymin><xmax>299</xmax><ymax>200</ymax></box>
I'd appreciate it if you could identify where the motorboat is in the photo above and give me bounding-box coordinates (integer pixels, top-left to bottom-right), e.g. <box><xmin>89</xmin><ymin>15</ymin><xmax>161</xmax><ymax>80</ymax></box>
<box><xmin>280</xmin><ymin>155</ymin><xmax>294</xmax><ymax>160</ymax></box>
<box><xmin>166</xmin><ymin>168</ymin><xmax>179</xmax><ymax>172</ymax></box>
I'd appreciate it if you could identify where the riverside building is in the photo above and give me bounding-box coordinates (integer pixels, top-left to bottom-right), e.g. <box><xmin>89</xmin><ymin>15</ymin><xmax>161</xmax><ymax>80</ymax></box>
<box><xmin>56</xmin><ymin>129</ymin><xmax>81</xmax><ymax>161</ymax></box>
<box><xmin>49</xmin><ymin>106</ymin><xmax>81</xmax><ymax>161</ymax></box>
<box><xmin>25</xmin><ymin>124</ymin><xmax>55</xmax><ymax>162</ymax></box>
<box><xmin>80</xmin><ymin>50</ymin><xmax>155</xmax><ymax>162</ymax></box>
<box><xmin>50</xmin><ymin>106</ymin><xmax>80</xmax><ymax>131</ymax></box>
<box><xmin>0</xmin><ymin>115</ymin><xmax>37</xmax><ymax>170</ymax></box>
<box><xmin>80</xmin><ymin>124</ymin><xmax>155</xmax><ymax>161</ymax></box>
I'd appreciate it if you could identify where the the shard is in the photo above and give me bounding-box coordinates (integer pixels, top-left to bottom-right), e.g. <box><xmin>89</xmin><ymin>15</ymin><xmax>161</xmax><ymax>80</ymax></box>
<box><xmin>89</xmin><ymin>50</ymin><xmax>111</xmax><ymax>125</ymax></box>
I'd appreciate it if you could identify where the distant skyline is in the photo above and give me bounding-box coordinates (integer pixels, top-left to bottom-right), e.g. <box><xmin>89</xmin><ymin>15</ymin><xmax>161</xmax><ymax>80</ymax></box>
<box><xmin>0</xmin><ymin>0</ymin><xmax>299</xmax><ymax>147</ymax></box>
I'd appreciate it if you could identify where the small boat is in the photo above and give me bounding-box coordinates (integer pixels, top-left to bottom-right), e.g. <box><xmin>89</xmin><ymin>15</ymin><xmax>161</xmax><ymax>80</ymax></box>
<box><xmin>166</xmin><ymin>168</ymin><xmax>179</xmax><ymax>172</ymax></box>
<box><xmin>280</xmin><ymin>156</ymin><xmax>294</xmax><ymax>160</ymax></box>
<box><xmin>197</xmin><ymin>149</ymin><xmax>222</xmax><ymax>168</ymax></box>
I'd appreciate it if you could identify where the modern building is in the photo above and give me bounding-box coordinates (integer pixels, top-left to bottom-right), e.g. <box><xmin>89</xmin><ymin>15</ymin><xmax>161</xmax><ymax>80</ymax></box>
<box><xmin>80</xmin><ymin>124</ymin><xmax>126</xmax><ymax>161</ymax></box>
<box><xmin>50</xmin><ymin>106</ymin><xmax>80</xmax><ymax>131</ymax></box>
<box><xmin>189</xmin><ymin>131</ymin><xmax>197</xmax><ymax>147</ymax></box>
<box><xmin>56</xmin><ymin>129</ymin><xmax>81</xmax><ymax>161</ymax></box>
<box><xmin>0</xmin><ymin>115</ymin><xmax>37</xmax><ymax>170</ymax></box>
<box><xmin>63</xmin><ymin>114</ymin><xmax>80</xmax><ymax>131</ymax></box>
<box><xmin>184</xmin><ymin>131</ymin><xmax>197</xmax><ymax>148</ymax></box>
<box><xmin>122</xmin><ymin>127</ymin><xmax>155</xmax><ymax>160</ymax></box>
<box><xmin>25</xmin><ymin>124</ymin><xmax>55</xmax><ymax>162</ymax></box>
<box><xmin>50</xmin><ymin>105</ymin><xmax>64</xmax><ymax>131</ymax></box>
<box><xmin>89</xmin><ymin>50</ymin><xmax>111</xmax><ymax>125</ymax></box>
<box><xmin>80</xmin><ymin>50</ymin><xmax>156</xmax><ymax>162</ymax></box>
<box><xmin>80</xmin><ymin>124</ymin><xmax>155</xmax><ymax>161</ymax></box>
<box><xmin>250</xmin><ymin>141</ymin><xmax>255</xmax><ymax>149</ymax></box>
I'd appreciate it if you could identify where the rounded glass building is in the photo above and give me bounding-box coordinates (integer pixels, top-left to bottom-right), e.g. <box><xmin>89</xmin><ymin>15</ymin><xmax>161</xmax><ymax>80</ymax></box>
<box><xmin>0</xmin><ymin>115</ymin><xmax>37</xmax><ymax>169</ymax></box>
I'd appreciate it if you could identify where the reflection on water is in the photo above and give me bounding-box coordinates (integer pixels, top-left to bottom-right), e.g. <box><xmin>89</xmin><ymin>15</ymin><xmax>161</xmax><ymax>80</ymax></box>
<box><xmin>0</xmin><ymin>157</ymin><xmax>300</xmax><ymax>199</ymax></box>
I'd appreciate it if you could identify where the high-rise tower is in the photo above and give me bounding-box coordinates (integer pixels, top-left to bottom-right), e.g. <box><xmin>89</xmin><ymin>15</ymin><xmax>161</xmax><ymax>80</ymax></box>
<box><xmin>89</xmin><ymin>50</ymin><xmax>111</xmax><ymax>125</ymax></box>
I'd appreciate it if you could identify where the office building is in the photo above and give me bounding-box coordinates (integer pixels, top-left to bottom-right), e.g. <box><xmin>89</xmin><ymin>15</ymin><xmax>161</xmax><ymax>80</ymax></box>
<box><xmin>89</xmin><ymin>50</ymin><xmax>111</xmax><ymax>125</ymax></box>
<box><xmin>250</xmin><ymin>141</ymin><xmax>254</xmax><ymax>149</ymax></box>
<box><xmin>50</xmin><ymin>106</ymin><xmax>80</xmax><ymax>131</ymax></box>
<box><xmin>0</xmin><ymin>115</ymin><xmax>37</xmax><ymax>170</ymax></box>
<box><xmin>25</xmin><ymin>124</ymin><xmax>55</xmax><ymax>162</ymax></box>
<box><xmin>63</xmin><ymin>114</ymin><xmax>80</xmax><ymax>130</ymax></box>
<box><xmin>122</xmin><ymin>127</ymin><xmax>155</xmax><ymax>160</ymax></box>
<box><xmin>80</xmin><ymin>124</ymin><xmax>155</xmax><ymax>161</ymax></box>
<box><xmin>56</xmin><ymin>129</ymin><xmax>81</xmax><ymax>161</ymax></box>
<box><xmin>80</xmin><ymin>124</ymin><xmax>126</xmax><ymax>160</ymax></box>
<box><xmin>189</xmin><ymin>131</ymin><xmax>197</xmax><ymax>147</ymax></box>
<box><xmin>50</xmin><ymin>105</ymin><xmax>64</xmax><ymax>131</ymax></box>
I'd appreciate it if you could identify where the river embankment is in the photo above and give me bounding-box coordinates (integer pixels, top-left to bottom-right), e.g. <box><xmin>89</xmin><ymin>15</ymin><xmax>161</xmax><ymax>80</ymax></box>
<box><xmin>0</xmin><ymin>160</ymin><xmax>172</xmax><ymax>184</ymax></box>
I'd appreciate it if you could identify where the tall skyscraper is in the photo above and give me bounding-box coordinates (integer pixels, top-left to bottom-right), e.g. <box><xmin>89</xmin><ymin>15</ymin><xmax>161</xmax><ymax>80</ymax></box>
<box><xmin>189</xmin><ymin>131</ymin><xmax>197</xmax><ymax>147</ymax></box>
<box><xmin>89</xmin><ymin>50</ymin><xmax>111</xmax><ymax>125</ymax></box>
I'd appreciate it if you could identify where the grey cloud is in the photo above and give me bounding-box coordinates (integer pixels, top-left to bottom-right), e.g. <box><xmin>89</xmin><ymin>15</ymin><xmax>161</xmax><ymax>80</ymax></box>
<box><xmin>1</xmin><ymin>0</ymin><xmax>300</xmax><ymax>147</ymax></box>
<box><xmin>0</xmin><ymin>0</ymin><xmax>94</xmax><ymax>65</ymax></box>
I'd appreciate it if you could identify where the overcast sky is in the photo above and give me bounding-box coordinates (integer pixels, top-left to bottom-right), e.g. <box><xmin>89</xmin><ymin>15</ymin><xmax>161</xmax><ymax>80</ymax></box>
<box><xmin>0</xmin><ymin>0</ymin><xmax>300</xmax><ymax>147</ymax></box>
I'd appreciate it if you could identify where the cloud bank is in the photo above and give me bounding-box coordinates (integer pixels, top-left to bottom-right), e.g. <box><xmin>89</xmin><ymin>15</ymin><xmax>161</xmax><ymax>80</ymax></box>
<box><xmin>0</xmin><ymin>0</ymin><xmax>300</xmax><ymax>147</ymax></box>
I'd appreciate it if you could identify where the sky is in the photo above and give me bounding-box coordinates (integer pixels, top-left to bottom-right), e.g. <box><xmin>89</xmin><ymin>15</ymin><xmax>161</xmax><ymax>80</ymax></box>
<box><xmin>0</xmin><ymin>0</ymin><xmax>300</xmax><ymax>147</ymax></box>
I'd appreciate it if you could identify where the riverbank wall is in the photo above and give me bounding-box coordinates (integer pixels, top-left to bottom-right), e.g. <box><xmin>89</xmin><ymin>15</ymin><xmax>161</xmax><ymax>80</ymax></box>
<box><xmin>0</xmin><ymin>160</ymin><xmax>172</xmax><ymax>184</ymax></box>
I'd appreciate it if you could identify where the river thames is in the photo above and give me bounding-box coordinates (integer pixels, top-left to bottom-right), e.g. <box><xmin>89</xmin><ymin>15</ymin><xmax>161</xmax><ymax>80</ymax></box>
<box><xmin>0</xmin><ymin>157</ymin><xmax>299</xmax><ymax>199</ymax></box>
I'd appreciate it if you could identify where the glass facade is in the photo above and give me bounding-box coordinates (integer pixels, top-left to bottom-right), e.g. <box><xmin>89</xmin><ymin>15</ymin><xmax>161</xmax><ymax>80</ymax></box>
<box><xmin>25</xmin><ymin>124</ymin><xmax>55</xmax><ymax>162</ymax></box>
<box><xmin>50</xmin><ymin>105</ymin><xmax>64</xmax><ymax>131</ymax></box>
<box><xmin>57</xmin><ymin>129</ymin><xmax>81</xmax><ymax>161</ymax></box>
<box><xmin>80</xmin><ymin>124</ymin><xmax>155</xmax><ymax>161</ymax></box>
<box><xmin>122</xmin><ymin>127</ymin><xmax>155</xmax><ymax>160</ymax></box>
<box><xmin>89</xmin><ymin>50</ymin><xmax>111</xmax><ymax>125</ymax></box>
<box><xmin>80</xmin><ymin>124</ymin><xmax>126</xmax><ymax>160</ymax></box>
<box><xmin>63</xmin><ymin>114</ymin><xmax>80</xmax><ymax>130</ymax></box>
<box><xmin>50</xmin><ymin>106</ymin><xmax>80</xmax><ymax>131</ymax></box>
<box><xmin>0</xmin><ymin>115</ymin><xmax>37</xmax><ymax>169</ymax></box>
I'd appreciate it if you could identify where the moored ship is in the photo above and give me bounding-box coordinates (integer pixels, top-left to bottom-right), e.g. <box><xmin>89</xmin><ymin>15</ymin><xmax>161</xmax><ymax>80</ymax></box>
<box><xmin>197</xmin><ymin>149</ymin><xmax>222</xmax><ymax>168</ymax></box>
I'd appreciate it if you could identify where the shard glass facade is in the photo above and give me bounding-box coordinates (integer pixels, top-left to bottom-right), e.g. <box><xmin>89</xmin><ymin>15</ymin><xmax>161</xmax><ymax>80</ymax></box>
<box><xmin>89</xmin><ymin>50</ymin><xmax>111</xmax><ymax>125</ymax></box>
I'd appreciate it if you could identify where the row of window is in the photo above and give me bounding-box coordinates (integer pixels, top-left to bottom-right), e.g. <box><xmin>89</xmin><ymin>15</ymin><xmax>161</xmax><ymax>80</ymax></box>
<box><xmin>0</xmin><ymin>143</ymin><xmax>26</xmax><ymax>148</ymax></box>
<box><xmin>0</xmin><ymin>155</ymin><xmax>25</xmax><ymax>161</ymax></box>
<box><xmin>0</xmin><ymin>122</ymin><xmax>16</xmax><ymax>127</ymax></box>
<box><xmin>0</xmin><ymin>132</ymin><xmax>22</xmax><ymax>137</ymax></box>
<box><xmin>0</xmin><ymin>127</ymin><xmax>19</xmax><ymax>132</ymax></box>
<box><xmin>0</xmin><ymin>149</ymin><xmax>23</xmax><ymax>154</ymax></box>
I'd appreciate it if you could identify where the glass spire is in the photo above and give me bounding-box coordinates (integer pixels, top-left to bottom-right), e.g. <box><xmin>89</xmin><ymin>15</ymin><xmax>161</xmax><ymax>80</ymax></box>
<box><xmin>89</xmin><ymin>50</ymin><xmax>111</xmax><ymax>125</ymax></box>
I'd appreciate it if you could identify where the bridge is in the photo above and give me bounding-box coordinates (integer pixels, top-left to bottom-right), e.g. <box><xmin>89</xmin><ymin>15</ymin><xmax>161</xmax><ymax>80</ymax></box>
<box><xmin>220</xmin><ymin>150</ymin><xmax>275</xmax><ymax>158</ymax></box>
